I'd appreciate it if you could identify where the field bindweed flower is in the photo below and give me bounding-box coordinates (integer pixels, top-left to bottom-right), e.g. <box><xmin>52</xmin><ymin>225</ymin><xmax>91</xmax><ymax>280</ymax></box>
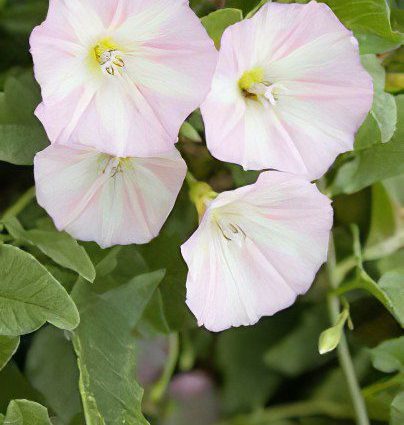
<box><xmin>30</xmin><ymin>0</ymin><xmax>217</xmax><ymax>157</ymax></box>
<box><xmin>181</xmin><ymin>172</ymin><xmax>333</xmax><ymax>332</ymax></box>
<box><xmin>34</xmin><ymin>144</ymin><xmax>187</xmax><ymax>248</ymax></box>
<box><xmin>201</xmin><ymin>1</ymin><xmax>373</xmax><ymax>180</ymax></box>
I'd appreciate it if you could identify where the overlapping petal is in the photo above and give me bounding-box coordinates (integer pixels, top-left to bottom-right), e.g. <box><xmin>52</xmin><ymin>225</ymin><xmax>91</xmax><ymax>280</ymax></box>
<box><xmin>30</xmin><ymin>0</ymin><xmax>217</xmax><ymax>157</ymax></box>
<box><xmin>201</xmin><ymin>0</ymin><xmax>373</xmax><ymax>179</ymax></box>
<box><xmin>34</xmin><ymin>144</ymin><xmax>187</xmax><ymax>248</ymax></box>
<box><xmin>181</xmin><ymin>171</ymin><xmax>333</xmax><ymax>332</ymax></box>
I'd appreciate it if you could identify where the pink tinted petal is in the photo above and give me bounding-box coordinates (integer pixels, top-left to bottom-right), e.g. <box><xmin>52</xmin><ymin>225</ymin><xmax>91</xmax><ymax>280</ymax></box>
<box><xmin>34</xmin><ymin>144</ymin><xmax>186</xmax><ymax>248</ymax></box>
<box><xmin>182</xmin><ymin>171</ymin><xmax>333</xmax><ymax>332</ymax></box>
<box><xmin>202</xmin><ymin>0</ymin><xmax>373</xmax><ymax>179</ymax></box>
<box><xmin>30</xmin><ymin>0</ymin><xmax>217</xmax><ymax>157</ymax></box>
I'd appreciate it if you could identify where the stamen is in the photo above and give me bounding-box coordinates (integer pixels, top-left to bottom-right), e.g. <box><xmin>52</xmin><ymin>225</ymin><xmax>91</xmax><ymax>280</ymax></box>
<box><xmin>94</xmin><ymin>43</ymin><xmax>125</xmax><ymax>76</ymax></box>
<box><xmin>217</xmin><ymin>218</ymin><xmax>246</xmax><ymax>245</ymax></box>
<box><xmin>239</xmin><ymin>68</ymin><xmax>285</xmax><ymax>106</ymax></box>
<box><xmin>99</xmin><ymin>156</ymin><xmax>130</xmax><ymax>177</ymax></box>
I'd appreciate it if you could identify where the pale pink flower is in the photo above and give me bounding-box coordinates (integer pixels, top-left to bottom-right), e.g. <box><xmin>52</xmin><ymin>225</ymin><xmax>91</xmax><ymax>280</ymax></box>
<box><xmin>30</xmin><ymin>0</ymin><xmax>217</xmax><ymax>157</ymax></box>
<box><xmin>34</xmin><ymin>144</ymin><xmax>187</xmax><ymax>248</ymax></box>
<box><xmin>201</xmin><ymin>1</ymin><xmax>373</xmax><ymax>180</ymax></box>
<box><xmin>181</xmin><ymin>172</ymin><xmax>333</xmax><ymax>332</ymax></box>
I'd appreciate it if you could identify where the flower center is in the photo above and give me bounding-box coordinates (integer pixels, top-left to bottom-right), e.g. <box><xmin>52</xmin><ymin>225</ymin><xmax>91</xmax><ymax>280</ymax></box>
<box><xmin>93</xmin><ymin>39</ymin><xmax>125</xmax><ymax>76</ymax></box>
<box><xmin>239</xmin><ymin>68</ymin><xmax>283</xmax><ymax>107</ymax></box>
<box><xmin>216</xmin><ymin>217</ymin><xmax>246</xmax><ymax>245</ymax></box>
<box><xmin>99</xmin><ymin>155</ymin><xmax>131</xmax><ymax>177</ymax></box>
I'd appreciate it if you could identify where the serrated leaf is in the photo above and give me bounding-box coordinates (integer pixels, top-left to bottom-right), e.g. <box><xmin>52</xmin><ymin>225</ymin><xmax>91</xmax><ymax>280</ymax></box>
<box><xmin>4</xmin><ymin>217</ymin><xmax>95</xmax><ymax>282</ymax></box>
<box><xmin>3</xmin><ymin>400</ymin><xmax>52</xmax><ymax>425</ymax></box>
<box><xmin>71</xmin><ymin>271</ymin><xmax>165</xmax><ymax>425</ymax></box>
<box><xmin>0</xmin><ymin>336</ymin><xmax>19</xmax><ymax>371</ymax></box>
<box><xmin>201</xmin><ymin>8</ymin><xmax>243</xmax><ymax>48</ymax></box>
<box><xmin>0</xmin><ymin>244</ymin><xmax>80</xmax><ymax>335</ymax></box>
<box><xmin>26</xmin><ymin>327</ymin><xmax>81</xmax><ymax>424</ymax></box>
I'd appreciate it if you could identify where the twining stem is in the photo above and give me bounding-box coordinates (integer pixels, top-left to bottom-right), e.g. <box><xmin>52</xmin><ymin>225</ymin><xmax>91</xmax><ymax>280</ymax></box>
<box><xmin>149</xmin><ymin>333</ymin><xmax>179</xmax><ymax>404</ymax></box>
<box><xmin>1</xmin><ymin>186</ymin><xmax>36</xmax><ymax>221</ymax></box>
<box><xmin>327</xmin><ymin>238</ymin><xmax>370</xmax><ymax>425</ymax></box>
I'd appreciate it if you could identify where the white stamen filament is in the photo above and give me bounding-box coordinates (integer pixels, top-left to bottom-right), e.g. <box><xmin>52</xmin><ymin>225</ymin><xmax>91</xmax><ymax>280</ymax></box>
<box><xmin>216</xmin><ymin>218</ymin><xmax>246</xmax><ymax>245</ymax></box>
<box><xmin>247</xmin><ymin>82</ymin><xmax>285</xmax><ymax>107</ymax></box>
<box><xmin>98</xmin><ymin>49</ymin><xmax>125</xmax><ymax>76</ymax></box>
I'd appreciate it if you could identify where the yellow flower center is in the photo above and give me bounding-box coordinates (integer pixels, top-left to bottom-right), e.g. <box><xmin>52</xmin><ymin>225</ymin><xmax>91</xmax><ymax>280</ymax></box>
<box><xmin>91</xmin><ymin>38</ymin><xmax>125</xmax><ymax>76</ymax></box>
<box><xmin>238</xmin><ymin>67</ymin><xmax>265</xmax><ymax>92</ymax></box>
<box><xmin>238</xmin><ymin>67</ymin><xmax>283</xmax><ymax>106</ymax></box>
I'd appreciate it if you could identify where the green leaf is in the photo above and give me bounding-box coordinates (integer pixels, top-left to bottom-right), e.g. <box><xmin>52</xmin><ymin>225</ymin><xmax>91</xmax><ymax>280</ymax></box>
<box><xmin>3</xmin><ymin>400</ymin><xmax>52</xmax><ymax>425</ymax></box>
<box><xmin>0</xmin><ymin>336</ymin><xmax>19</xmax><ymax>371</ymax></box>
<box><xmin>276</xmin><ymin>1</ymin><xmax>403</xmax><ymax>46</ymax></box>
<box><xmin>201</xmin><ymin>8</ymin><xmax>243</xmax><ymax>48</ymax></box>
<box><xmin>360</xmin><ymin>55</ymin><xmax>397</xmax><ymax>144</ymax></box>
<box><xmin>216</xmin><ymin>317</ymin><xmax>298</xmax><ymax>414</ymax></box>
<box><xmin>370</xmin><ymin>336</ymin><xmax>404</xmax><ymax>374</ymax></box>
<box><xmin>0</xmin><ymin>71</ymin><xmax>48</xmax><ymax>165</ymax></box>
<box><xmin>341</xmin><ymin>227</ymin><xmax>404</xmax><ymax>328</ymax></box>
<box><xmin>0</xmin><ymin>362</ymin><xmax>43</xmax><ymax>412</ymax></box>
<box><xmin>137</xmin><ymin>218</ymin><xmax>196</xmax><ymax>332</ymax></box>
<box><xmin>323</xmin><ymin>0</ymin><xmax>404</xmax><ymax>44</ymax></box>
<box><xmin>391</xmin><ymin>392</ymin><xmax>404</xmax><ymax>425</ymax></box>
<box><xmin>330</xmin><ymin>95</ymin><xmax>404</xmax><ymax>195</ymax></box>
<box><xmin>364</xmin><ymin>183</ymin><xmax>402</xmax><ymax>261</ymax></box>
<box><xmin>265</xmin><ymin>305</ymin><xmax>331</xmax><ymax>376</ymax></box>
<box><xmin>356</xmin><ymin>33</ymin><xmax>402</xmax><ymax>55</ymax></box>
<box><xmin>179</xmin><ymin>121</ymin><xmax>202</xmax><ymax>142</ymax></box>
<box><xmin>71</xmin><ymin>271</ymin><xmax>164</xmax><ymax>425</ymax></box>
<box><xmin>0</xmin><ymin>244</ymin><xmax>80</xmax><ymax>335</ymax></box>
<box><xmin>4</xmin><ymin>217</ymin><xmax>95</xmax><ymax>282</ymax></box>
<box><xmin>354</xmin><ymin>114</ymin><xmax>381</xmax><ymax>150</ymax></box>
<box><xmin>0</xmin><ymin>0</ymin><xmax>47</xmax><ymax>35</ymax></box>
<box><xmin>26</xmin><ymin>327</ymin><xmax>82</xmax><ymax>424</ymax></box>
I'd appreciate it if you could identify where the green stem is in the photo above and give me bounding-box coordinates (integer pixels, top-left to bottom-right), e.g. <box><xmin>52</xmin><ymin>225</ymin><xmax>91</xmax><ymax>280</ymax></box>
<box><xmin>327</xmin><ymin>238</ymin><xmax>370</xmax><ymax>425</ymax></box>
<box><xmin>1</xmin><ymin>186</ymin><xmax>36</xmax><ymax>221</ymax></box>
<box><xmin>150</xmin><ymin>333</ymin><xmax>179</xmax><ymax>404</ymax></box>
<box><xmin>216</xmin><ymin>400</ymin><xmax>354</xmax><ymax>425</ymax></box>
<box><xmin>334</xmin><ymin>255</ymin><xmax>356</xmax><ymax>285</ymax></box>
<box><xmin>179</xmin><ymin>330</ymin><xmax>195</xmax><ymax>372</ymax></box>
<box><xmin>363</xmin><ymin>373</ymin><xmax>404</xmax><ymax>398</ymax></box>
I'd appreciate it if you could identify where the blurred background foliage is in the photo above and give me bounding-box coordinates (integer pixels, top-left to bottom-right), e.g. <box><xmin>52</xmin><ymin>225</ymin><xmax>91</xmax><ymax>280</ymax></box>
<box><xmin>0</xmin><ymin>0</ymin><xmax>403</xmax><ymax>424</ymax></box>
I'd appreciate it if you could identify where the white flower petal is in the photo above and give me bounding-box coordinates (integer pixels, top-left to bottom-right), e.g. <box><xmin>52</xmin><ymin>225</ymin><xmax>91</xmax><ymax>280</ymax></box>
<box><xmin>34</xmin><ymin>144</ymin><xmax>187</xmax><ymax>248</ymax></box>
<box><xmin>182</xmin><ymin>171</ymin><xmax>333</xmax><ymax>332</ymax></box>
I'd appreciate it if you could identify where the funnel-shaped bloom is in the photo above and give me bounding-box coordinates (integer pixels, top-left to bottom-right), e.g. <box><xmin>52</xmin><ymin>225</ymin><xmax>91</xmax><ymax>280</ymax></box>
<box><xmin>201</xmin><ymin>1</ymin><xmax>373</xmax><ymax>179</ymax></box>
<box><xmin>30</xmin><ymin>0</ymin><xmax>217</xmax><ymax>157</ymax></box>
<box><xmin>34</xmin><ymin>144</ymin><xmax>186</xmax><ymax>248</ymax></box>
<box><xmin>181</xmin><ymin>172</ymin><xmax>333</xmax><ymax>332</ymax></box>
